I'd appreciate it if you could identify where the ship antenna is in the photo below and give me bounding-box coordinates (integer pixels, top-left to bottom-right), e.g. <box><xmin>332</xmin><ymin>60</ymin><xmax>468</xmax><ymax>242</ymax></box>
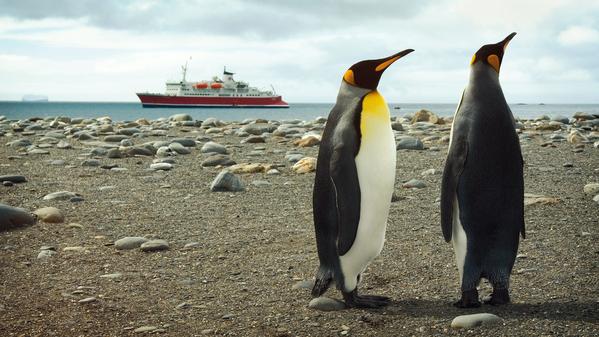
<box><xmin>182</xmin><ymin>56</ymin><xmax>191</xmax><ymax>82</ymax></box>
<box><xmin>270</xmin><ymin>84</ymin><xmax>276</xmax><ymax>95</ymax></box>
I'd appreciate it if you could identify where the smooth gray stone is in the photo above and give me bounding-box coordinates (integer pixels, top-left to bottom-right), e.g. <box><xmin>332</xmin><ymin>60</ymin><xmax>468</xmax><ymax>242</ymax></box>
<box><xmin>43</xmin><ymin>191</ymin><xmax>80</xmax><ymax>201</ymax></box>
<box><xmin>170</xmin><ymin>113</ymin><xmax>192</xmax><ymax>122</ymax></box>
<box><xmin>169</xmin><ymin>142</ymin><xmax>191</xmax><ymax>154</ymax></box>
<box><xmin>50</xmin><ymin>159</ymin><xmax>66</xmax><ymax>166</ymax></box>
<box><xmin>0</xmin><ymin>175</ymin><xmax>27</xmax><ymax>183</ymax></box>
<box><xmin>37</xmin><ymin>250</ymin><xmax>57</xmax><ymax>259</ymax></box>
<box><xmin>77</xmin><ymin>132</ymin><xmax>96</xmax><ymax>141</ymax></box>
<box><xmin>201</xmin><ymin>141</ymin><xmax>228</xmax><ymax>154</ymax></box>
<box><xmin>56</xmin><ymin>140</ymin><xmax>72</xmax><ymax>149</ymax></box>
<box><xmin>285</xmin><ymin>153</ymin><xmax>304</xmax><ymax>163</ymax></box>
<box><xmin>107</xmin><ymin>148</ymin><xmax>124</xmax><ymax>158</ymax></box>
<box><xmin>292</xmin><ymin>280</ymin><xmax>315</xmax><ymax>290</ymax></box>
<box><xmin>201</xmin><ymin>117</ymin><xmax>223</xmax><ymax>127</ymax></box>
<box><xmin>251</xmin><ymin>180</ymin><xmax>271</xmax><ymax>187</ymax></box>
<box><xmin>210</xmin><ymin>170</ymin><xmax>245</xmax><ymax>192</ymax></box>
<box><xmin>44</xmin><ymin>131</ymin><xmax>66</xmax><ymax>139</ymax></box>
<box><xmin>82</xmin><ymin>159</ymin><xmax>101</xmax><ymax>167</ymax></box>
<box><xmin>201</xmin><ymin>154</ymin><xmax>235</xmax><ymax>167</ymax></box>
<box><xmin>117</xmin><ymin>128</ymin><xmax>141</xmax><ymax>136</ymax></box>
<box><xmin>104</xmin><ymin>135</ymin><xmax>129</xmax><ymax>143</ymax></box>
<box><xmin>90</xmin><ymin>147</ymin><xmax>108</xmax><ymax>156</ymax></box>
<box><xmin>120</xmin><ymin>139</ymin><xmax>134</xmax><ymax>147</ymax></box>
<box><xmin>391</xmin><ymin>121</ymin><xmax>404</xmax><ymax>131</ymax></box>
<box><xmin>241</xmin><ymin>135</ymin><xmax>266</xmax><ymax>144</ymax></box>
<box><xmin>150</xmin><ymin>163</ymin><xmax>173</xmax><ymax>171</ymax></box>
<box><xmin>114</xmin><ymin>237</ymin><xmax>148</xmax><ymax>250</ymax></box>
<box><xmin>140</xmin><ymin>239</ymin><xmax>170</xmax><ymax>252</ymax></box>
<box><xmin>171</xmin><ymin>138</ymin><xmax>196</xmax><ymax>147</ymax></box>
<box><xmin>0</xmin><ymin>203</ymin><xmax>36</xmax><ymax>230</ymax></box>
<box><xmin>402</xmin><ymin>179</ymin><xmax>427</xmax><ymax>189</ymax></box>
<box><xmin>451</xmin><ymin>313</ymin><xmax>502</xmax><ymax>328</ymax></box>
<box><xmin>126</xmin><ymin>146</ymin><xmax>154</xmax><ymax>157</ymax></box>
<box><xmin>397</xmin><ymin>137</ymin><xmax>424</xmax><ymax>150</ymax></box>
<box><xmin>308</xmin><ymin>297</ymin><xmax>346</xmax><ymax>311</ymax></box>
<box><xmin>241</xmin><ymin>123</ymin><xmax>276</xmax><ymax>135</ymax></box>
<box><xmin>8</xmin><ymin>139</ymin><xmax>32</xmax><ymax>147</ymax></box>
<box><xmin>27</xmin><ymin>148</ymin><xmax>50</xmax><ymax>155</ymax></box>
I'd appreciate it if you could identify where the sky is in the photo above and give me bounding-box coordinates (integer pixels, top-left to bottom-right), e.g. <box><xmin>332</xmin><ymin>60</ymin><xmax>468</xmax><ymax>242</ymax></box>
<box><xmin>0</xmin><ymin>0</ymin><xmax>598</xmax><ymax>103</ymax></box>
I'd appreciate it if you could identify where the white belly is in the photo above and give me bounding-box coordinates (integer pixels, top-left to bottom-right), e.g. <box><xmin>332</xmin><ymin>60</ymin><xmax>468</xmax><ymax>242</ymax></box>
<box><xmin>451</xmin><ymin>195</ymin><xmax>467</xmax><ymax>284</ymax></box>
<box><xmin>339</xmin><ymin>126</ymin><xmax>396</xmax><ymax>292</ymax></box>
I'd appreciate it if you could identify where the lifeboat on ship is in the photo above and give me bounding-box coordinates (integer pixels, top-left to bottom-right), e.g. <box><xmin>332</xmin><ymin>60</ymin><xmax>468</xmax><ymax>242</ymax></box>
<box><xmin>210</xmin><ymin>83</ymin><xmax>223</xmax><ymax>89</ymax></box>
<box><xmin>194</xmin><ymin>82</ymin><xmax>208</xmax><ymax>89</ymax></box>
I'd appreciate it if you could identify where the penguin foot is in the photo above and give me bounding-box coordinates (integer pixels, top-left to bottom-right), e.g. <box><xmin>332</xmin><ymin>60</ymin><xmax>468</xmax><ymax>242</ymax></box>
<box><xmin>343</xmin><ymin>290</ymin><xmax>390</xmax><ymax>308</ymax></box>
<box><xmin>484</xmin><ymin>289</ymin><xmax>510</xmax><ymax>306</ymax></box>
<box><xmin>453</xmin><ymin>289</ymin><xmax>481</xmax><ymax>308</ymax></box>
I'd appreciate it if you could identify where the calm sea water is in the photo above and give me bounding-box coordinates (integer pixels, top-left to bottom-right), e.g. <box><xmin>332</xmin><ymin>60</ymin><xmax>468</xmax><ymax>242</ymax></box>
<box><xmin>1</xmin><ymin>101</ymin><xmax>598</xmax><ymax>122</ymax></box>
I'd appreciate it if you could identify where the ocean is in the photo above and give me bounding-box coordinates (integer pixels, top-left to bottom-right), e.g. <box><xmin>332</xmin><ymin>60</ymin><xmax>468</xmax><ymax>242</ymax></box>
<box><xmin>1</xmin><ymin>101</ymin><xmax>598</xmax><ymax>122</ymax></box>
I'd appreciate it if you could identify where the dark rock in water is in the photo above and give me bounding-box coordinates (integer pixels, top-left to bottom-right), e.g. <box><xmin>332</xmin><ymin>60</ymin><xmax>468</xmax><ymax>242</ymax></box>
<box><xmin>0</xmin><ymin>203</ymin><xmax>36</xmax><ymax>230</ymax></box>
<box><xmin>241</xmin><ymin>123</ymin><xmax>276</xmax><ymax>135</ymax></box>
<box><xmin>0</xmin><ymin>175</ymin><xmax>27</xmax><ymax>183</ymax></box>
<box><xmin>201</xmin><ymin>154</ymin><xmax>236</xmax><ymax>167</ymax></box>
<box><xmin>397</xmin><ymin>137</ymin><xmax>424</xmax><ymax>150</ymax></box>
<box><xmin>210</xmin><ymin>170</ymin><xmax>245</xmax><ymax>192</ymax></box>
<box><xmin>104</xmin><ymin>135</ymin><xmax>129</xmax><ymax>143</ymax></box>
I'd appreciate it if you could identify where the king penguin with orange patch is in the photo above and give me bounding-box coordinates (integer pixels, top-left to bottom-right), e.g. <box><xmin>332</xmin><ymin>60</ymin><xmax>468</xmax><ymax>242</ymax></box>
<box><xmin>311</xmin><ymin>49</ymin><xmax>414</xmax><ymax>308</ymax></box>
<box><xmin>441</xmin><ymin>33</ymin><xmax>525</xmax><ymax>308</ymax></box>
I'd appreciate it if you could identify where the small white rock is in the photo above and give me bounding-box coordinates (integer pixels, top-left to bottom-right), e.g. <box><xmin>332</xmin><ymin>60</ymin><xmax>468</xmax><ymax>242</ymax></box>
<box><xmin>451</xmin><ymin>313</ymin><xmax>502</xmax><ymax>329</ymax></box>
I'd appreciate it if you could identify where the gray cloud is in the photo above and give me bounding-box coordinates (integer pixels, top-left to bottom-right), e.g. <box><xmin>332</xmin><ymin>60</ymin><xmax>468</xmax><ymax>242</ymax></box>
<box><xmin>0</xmin><ymin>0</ymin><xmax>435</xmax><ymax>38</ymax></box>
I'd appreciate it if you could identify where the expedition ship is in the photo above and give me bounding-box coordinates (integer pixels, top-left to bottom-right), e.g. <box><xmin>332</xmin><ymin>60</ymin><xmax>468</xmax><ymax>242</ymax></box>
<box><xmin>136</xmin><ymin>62</ymin><xmax>289</xmax><ymax>108</ymax></box>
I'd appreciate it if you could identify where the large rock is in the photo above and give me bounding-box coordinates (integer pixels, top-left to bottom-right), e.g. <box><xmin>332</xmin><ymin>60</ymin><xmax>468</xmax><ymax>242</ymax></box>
<box><xmin>140</xmin><ymin>239</ymin><xmax>170</xmax><ymax>252</ymax></box>
<box><xmin>104</xmin><ymin>135</ymin><xmax>130</xmax><ymax>143</ymax></box>
<box><xmin>0</xmin><ymin>203</ymin><xmax>36</xmax><ymax>230</ymax></box>
<box><xmin>411</xmin><ymin>109</ymin><xmax>440</xmax><ymax>124</ymax></box>
<box><xmin>171</xmin><ymin>138</ymin><xmax>197</xmax><ymax>147</ymax></box>
<box><xmin>169</xmin><ymin>142</ymin><xmax>191</xmax><ymax>154</ymax></box>
<box><xmin>210</xmin><ymin>170</ymin><xmax>245</xmax><ymax>192</ymax></box>
<box><xmin>292</xmin><ymin>157</ymin><xmax>317</xmax><ymax>173</ymax></box>
<box><xmin>451</xmin><ymin>313</ymin><xmax>502</xmax><ymax>329</ymax></box>
<box><xmin>34</xmin><ymin>207</ymin><xmax>65</xmax><ymax>223</ymax></box>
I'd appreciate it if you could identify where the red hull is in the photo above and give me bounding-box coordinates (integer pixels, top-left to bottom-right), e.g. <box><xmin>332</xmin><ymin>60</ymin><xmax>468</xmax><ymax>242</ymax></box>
<box><xmin>136</xmin><ymin>93</ymin><xmax>289</xmax><ymax>108</ymax></box>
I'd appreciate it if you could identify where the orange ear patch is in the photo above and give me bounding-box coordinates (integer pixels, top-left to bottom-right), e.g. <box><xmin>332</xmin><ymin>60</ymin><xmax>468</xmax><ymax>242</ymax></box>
<box><xmin>487</xmin><ymin>54</ymin><xmax>500</xmax><ymax>72</ymax></box>
<box><xmin>343</xmin><ymin>69</ymin><xmax>356</xmax><ymax>85</ymax></box>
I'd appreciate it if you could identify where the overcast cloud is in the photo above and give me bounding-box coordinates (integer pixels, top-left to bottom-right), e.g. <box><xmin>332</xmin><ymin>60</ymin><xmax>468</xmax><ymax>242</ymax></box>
<box><xmin>0</xmin><ymin>0</ymin><xmax>598</xmax><ymax>103</ymax></box>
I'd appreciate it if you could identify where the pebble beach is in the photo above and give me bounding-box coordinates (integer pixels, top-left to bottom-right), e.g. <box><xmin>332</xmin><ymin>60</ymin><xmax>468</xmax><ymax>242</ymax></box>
<box><xmin>1</xmin><ymin>110</ymin><xmax>598</xmax><ymax>336</ymax></box>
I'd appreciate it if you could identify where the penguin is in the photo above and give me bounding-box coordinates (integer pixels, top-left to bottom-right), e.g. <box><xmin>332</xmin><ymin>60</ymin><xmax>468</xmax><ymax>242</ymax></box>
<box><xmin>312</xmin><ymin>49</ymin><xmax>414</xmax><ymax>308</ymax></box>
<box><xmin>440</xmin><ymin>32</ymin><xmax>525</xmax><ymax>308</ymax></box>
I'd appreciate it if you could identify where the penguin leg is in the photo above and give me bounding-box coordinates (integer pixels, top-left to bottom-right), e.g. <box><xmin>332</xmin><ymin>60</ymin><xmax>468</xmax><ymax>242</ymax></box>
<box><xmin>484</xmin><ymin>271</ymin><xmax>511</xmax><ymax>305</ymax></box>
<box><xmin>454</xmin><ymin>260</ymin><xmax>481</xmax><ymax>308</ymax></box>
<box><xmin>342</xmin><ymin>288</ymin><xmax>390</xmax><ymax>308</ymax></box>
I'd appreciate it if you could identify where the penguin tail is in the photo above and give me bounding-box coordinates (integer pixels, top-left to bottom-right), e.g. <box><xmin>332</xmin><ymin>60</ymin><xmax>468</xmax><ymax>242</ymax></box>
<box><xmin>311</xmin><ymin>266</ymin><xmax>334</xmax><ymax>297</ymax></box>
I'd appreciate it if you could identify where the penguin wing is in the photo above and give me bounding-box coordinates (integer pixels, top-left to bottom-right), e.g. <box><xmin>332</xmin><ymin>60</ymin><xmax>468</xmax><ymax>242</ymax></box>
<box><xmin>440</xmin><ymin>136</ymin><xmax>468</xmax><ymax>242</ymax></box>
<box><xmin>329</xmin><ymin>114</ymin><xmax>361</xmax><ymax>256</ymax></box>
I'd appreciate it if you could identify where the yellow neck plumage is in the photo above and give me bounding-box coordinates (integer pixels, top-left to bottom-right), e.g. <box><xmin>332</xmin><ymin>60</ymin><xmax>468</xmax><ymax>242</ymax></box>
<box><xmin>360</xmin><ymin>91</ymin><xmax>390</xmax><ymax>137</ymax></box>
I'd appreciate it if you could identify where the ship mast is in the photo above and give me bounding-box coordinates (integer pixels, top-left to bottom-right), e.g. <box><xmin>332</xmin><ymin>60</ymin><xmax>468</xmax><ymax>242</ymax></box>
<box><xmin>181</xmin><ymin>56</ymin><xmax>191</xmax><ymax>83</ymax></box>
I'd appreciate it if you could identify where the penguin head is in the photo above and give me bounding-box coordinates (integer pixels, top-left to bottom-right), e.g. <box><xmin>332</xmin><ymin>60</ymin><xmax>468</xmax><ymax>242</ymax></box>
<box><xmin>470</xmin><ymin>32</ymin><xmax>516</xmax><ymax>73</ymax></box>
<box><xmin>343</xmin><ymin>49</ymin><xmax>414</xmax><ymax>90</ymax></box>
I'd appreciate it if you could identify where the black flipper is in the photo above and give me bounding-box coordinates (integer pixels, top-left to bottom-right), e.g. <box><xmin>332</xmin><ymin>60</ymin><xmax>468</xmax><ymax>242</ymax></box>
<box><xmin>329</xmin><ymin>115</ymin><xmax>361</xmax><ymax>256</ymax></box>
<box><xmin>440</xmin><ymin>137</ymin><xmax>468</xmax><ymax>242</ymax></box>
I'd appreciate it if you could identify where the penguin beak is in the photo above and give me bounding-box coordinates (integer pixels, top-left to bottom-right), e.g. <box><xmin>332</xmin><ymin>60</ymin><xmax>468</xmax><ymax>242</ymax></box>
<box><xmin>500</xmin><ymin>32</ymin><xmax>517</xmax><ymax>51</ymax></box>
<box><xmin>375</xmin><ymin>49</ymin><xmax>415</xmax><ymax>72</ymax></box>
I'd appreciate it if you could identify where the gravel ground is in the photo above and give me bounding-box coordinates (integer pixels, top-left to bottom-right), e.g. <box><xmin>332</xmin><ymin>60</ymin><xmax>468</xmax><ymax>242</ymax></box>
<box><xmin>0</xmin><ymin>115</ymin><xmax>598</xmax><ymax>336</ymax></box>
